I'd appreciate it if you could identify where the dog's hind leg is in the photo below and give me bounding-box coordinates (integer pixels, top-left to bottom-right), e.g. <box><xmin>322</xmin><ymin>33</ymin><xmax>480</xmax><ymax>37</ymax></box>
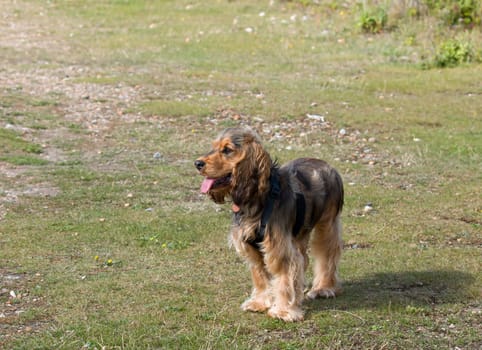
<box><xmin>306</xmin><ymin>214</ymin><xmax>342</xmax><ymax>299</ymax></box>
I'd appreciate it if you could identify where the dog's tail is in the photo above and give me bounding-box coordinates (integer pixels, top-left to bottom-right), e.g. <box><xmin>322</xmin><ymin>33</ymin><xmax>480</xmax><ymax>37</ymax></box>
<box><xmin>332</xmin><ymin>169</ymin><xmax>344</xmax><ymax>215</ymax></box>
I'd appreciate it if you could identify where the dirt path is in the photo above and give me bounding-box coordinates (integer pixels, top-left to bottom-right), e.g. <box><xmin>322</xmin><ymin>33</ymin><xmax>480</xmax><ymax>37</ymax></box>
<box><xmin>0</xmin><ymin>1</ymin><xmax>146</xmax><ymax>220</ymax></box>
<box><xmin>0</xmin><ymin>3</ymin><xmax>143</xmax><ymax>339</ymax></box>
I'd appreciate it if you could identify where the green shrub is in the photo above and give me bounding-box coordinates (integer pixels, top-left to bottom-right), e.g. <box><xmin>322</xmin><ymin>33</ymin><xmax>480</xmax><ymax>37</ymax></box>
<box><xmin>426</xmin><ymin>0</ymin><xmax>480</xmax><ymax>27</ymax></box>
<box><xmin>358</xmin><ymin>5</ymin><xmax>388</xmax><ymax>33</ymax></box>
<box><xmin>434</xmin><ymin>38</ymin><xmax>475</xmax><ymax>67</ymax></box>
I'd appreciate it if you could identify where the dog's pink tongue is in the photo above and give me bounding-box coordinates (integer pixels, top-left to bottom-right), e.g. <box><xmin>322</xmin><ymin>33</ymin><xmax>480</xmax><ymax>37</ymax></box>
<box><xmin>200</xmin><ymin>178</ymin><xmax>215</xmax><ymax>194</ymax></box>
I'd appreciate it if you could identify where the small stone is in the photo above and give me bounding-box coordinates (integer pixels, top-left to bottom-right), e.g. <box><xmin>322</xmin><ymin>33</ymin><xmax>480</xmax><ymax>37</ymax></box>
<box><xmin>153</xmin><ymin>152</ymin><xmax>162</xmax><ymax>159</ymax></box>
<box><xmin>306</xmin><ymin>114</ymin><xmax>325</xmax><ymax>122</ymax></box>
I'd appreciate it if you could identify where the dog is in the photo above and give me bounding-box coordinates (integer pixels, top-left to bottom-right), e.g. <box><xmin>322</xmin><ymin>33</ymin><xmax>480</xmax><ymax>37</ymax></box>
<box><xmin>194</xmin><ymin>126</ymin><xmax>344</xmax><ymax>321</ymax></box>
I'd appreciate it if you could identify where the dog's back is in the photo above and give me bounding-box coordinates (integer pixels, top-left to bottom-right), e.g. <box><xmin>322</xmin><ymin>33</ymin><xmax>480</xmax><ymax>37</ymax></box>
<box><xmin>279</xmin><ymin>157</ymin><xmax>343</xmax><ymax>230</ymax></box>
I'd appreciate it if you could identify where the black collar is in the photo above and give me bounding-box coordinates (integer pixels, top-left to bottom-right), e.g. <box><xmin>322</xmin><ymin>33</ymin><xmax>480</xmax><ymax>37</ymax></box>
<box><xmin>246</xmin><ymin>168</ymin><xmax>280</xmax><ymax>248</ymax></box>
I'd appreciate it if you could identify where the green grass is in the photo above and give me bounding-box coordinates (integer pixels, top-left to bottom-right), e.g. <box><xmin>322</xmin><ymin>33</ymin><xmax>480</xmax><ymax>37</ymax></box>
<box><xmin>0</xmin><ymin>0</ymin><xmax>481</xmax><ymax>349</ymax></box>
<box><xmin>138</xmin><ymin>99</ymin><xmax>213</xmax><ymax>118</ymax></box>
<box><xmin>0</xmin><ymin>128</ymin><xmax>48</xmax><ymax>165</ymax></box>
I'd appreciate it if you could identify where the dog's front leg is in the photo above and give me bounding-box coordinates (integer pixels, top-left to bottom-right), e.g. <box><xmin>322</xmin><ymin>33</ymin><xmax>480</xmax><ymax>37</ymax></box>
<box><xmin>264</xmin><ymin>243</ymin><xmax>305</xmax><ymax>322</ymax></box>
<box><xmin>231</xmin><ymin>227</ymin><xmax>272</xmax><ymax>313</ymax></box>
<box><xmin>241</xmin><ymin>256</ymin><xmax>272</xmax><ymax>313</ymax></box>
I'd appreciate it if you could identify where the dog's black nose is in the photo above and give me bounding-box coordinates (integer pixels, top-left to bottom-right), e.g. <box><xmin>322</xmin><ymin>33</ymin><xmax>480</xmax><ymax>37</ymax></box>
<box><xmin>194</xmin><ymin>160</ymin><xmax>205</xmax><ymax>171</ymax></box>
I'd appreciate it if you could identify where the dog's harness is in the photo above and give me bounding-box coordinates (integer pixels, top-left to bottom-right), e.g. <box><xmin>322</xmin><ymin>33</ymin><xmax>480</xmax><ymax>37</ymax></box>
<box><xmin>243</xmin><ymin>168</ymin><xmax>306</xmax><ymax>249</ymax></box>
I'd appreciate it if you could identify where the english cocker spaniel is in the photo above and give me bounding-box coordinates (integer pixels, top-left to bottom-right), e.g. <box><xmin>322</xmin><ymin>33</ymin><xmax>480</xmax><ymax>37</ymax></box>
<box><xmin>195</xmin><ymin>126</ymin><xmax>344</xmax><ymax>321</ymax></box>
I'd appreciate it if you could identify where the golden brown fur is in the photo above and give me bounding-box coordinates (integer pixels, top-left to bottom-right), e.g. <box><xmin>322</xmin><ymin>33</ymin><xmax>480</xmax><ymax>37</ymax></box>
<box><xmin>195</xmin><ymin>126</ymin><xmax>344</xmax><ymax>321</ymax></box>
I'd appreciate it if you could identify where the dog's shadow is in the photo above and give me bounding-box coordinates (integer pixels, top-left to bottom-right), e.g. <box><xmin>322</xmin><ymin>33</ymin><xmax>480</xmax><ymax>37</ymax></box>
<box><xmin>306</xmin><ymin>270</ymin><xmax>476</xmax><ymax>314</ymax></box>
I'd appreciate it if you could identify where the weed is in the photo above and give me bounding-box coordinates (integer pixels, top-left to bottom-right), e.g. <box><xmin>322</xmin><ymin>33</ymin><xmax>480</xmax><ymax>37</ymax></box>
<box><xmin>434</xmin><ymin>37</ymin><xmax>475</xmax><ymax>67</ymax></box>
<box><xmin>358</xmin><ymin>4</ymin><xmax>389</xmax><ymax>33</ymax></box>
<box><xmin>93</xmin><ymin>255</ymin><xmax>121</xmax><ymax>268</ymax></box>
<box><xmin>450</xmin><ymin>0</ymin><xmax>479</xmax><ymax>26</ymax></box>
<box><xmin>405</xmin><ymin>305</ymin><xmax>428</xmax><ymax>315</ymax></box>
<box><xmin>427</xmin><ymin>0</ymin><xmax>481</xmax><ymax>27</ymax></box>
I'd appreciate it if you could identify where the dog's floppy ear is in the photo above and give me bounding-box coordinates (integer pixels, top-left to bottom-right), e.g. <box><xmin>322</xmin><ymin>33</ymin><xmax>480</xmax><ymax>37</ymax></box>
<box><xmin>231</xmin><ymin>131</ymin><xmax>271</xmax><ymax>206</ymax></box>
<box><xmin>251</xmin><ymin>140</ymin><xmax>271</xmax><ymax>194</ymax></box>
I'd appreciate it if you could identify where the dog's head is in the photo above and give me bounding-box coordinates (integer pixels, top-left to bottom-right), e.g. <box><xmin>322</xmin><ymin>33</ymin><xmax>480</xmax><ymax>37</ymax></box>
<box><xmin>195</xmin><ymin>126</ymin><xmax>271</xmax><ymax>205</ymax></box>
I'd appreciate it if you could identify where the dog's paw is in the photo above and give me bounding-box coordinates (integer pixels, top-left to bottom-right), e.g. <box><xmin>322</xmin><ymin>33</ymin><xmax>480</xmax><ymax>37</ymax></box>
<box><xmin>241</xmin><ymin>298</ymin><xmax>270</xmax><ymax>313</ymax></box>
<box><xmin>267</xmin><ymin>306</ymin><xmax>304</xmax><ymax>322</ymax></box>
<box><xmin>306</xmin><ymin>287</ymin><xmax>339</xmax><ymax>300</ymax></box>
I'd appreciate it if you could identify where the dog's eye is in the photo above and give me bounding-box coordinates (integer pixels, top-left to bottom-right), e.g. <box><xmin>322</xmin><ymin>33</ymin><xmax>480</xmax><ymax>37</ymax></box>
<box><xmin>221</xmin><ymin>147</ymin><xmax>233</xmax><ymax>155</ymax></box>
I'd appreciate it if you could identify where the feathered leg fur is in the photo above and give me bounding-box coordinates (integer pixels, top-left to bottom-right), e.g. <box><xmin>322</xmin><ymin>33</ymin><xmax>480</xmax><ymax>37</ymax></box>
<box><xmin>306</xmin><ymin>213</ymin><xmax>342</xmax><ymax>299</ymax></box>
<box><xmin>264</xmin><ymin>235</ymin><xmax>306</xmax><ymax>321</ymax></box>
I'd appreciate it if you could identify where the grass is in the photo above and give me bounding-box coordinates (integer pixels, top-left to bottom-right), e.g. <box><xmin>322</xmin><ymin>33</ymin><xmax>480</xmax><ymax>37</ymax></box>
<box><xmin>0</xmin><ymin>0</ymin><xmax>481</xmax><ymax>349</ymax></box>
<box><xmin>0</xmin><ymin>127</ymin><xmax>47</xmax><ymax>165</ymax></box>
